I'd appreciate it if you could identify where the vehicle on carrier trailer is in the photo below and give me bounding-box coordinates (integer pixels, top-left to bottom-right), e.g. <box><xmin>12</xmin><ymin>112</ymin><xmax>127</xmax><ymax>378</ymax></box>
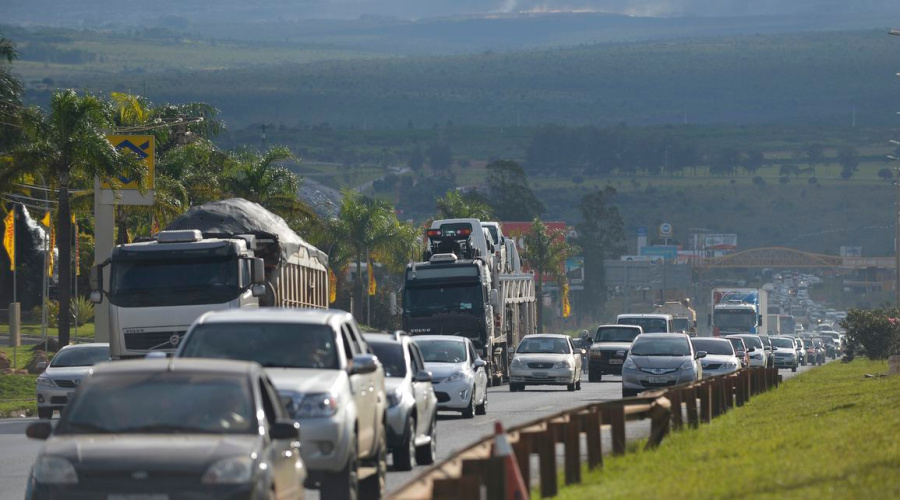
<box><xmin>91</xmin><ymin>198</ymin><xmax>329</xmax><ymax>359</ymax></box>
<box><xmin>652</xmin><ymin>299</ymin><xmax>697</xmax><ymax>336</ymax></box>
<box><xmin>402</xmin><ymin>219</ymin><xmax>536</xmax><ymax>385</ymax></box>
<box><xmin>709</xmin><ymin>287</ymin><xmax>767</xmax><ymax>337</ymax></box>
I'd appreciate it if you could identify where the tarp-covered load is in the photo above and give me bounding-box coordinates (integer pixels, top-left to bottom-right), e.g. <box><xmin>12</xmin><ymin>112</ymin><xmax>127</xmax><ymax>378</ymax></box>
<box><xmin>166</xmin><ymin>198</ymin><xmax>328</xmax><ymax>269</ymax></box>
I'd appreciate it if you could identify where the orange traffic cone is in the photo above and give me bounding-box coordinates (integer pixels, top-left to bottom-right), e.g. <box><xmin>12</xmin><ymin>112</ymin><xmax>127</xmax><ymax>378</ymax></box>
<box><xmin>493</xmin><ymin>421</ymin><xmax>530</xmax><ymax>500</ymax></box>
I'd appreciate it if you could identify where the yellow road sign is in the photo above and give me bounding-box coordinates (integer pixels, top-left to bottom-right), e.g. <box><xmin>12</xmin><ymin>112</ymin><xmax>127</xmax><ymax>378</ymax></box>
<box><xmin>102</xmin><ymin>135</ymin><xmax>155</xmax><ymax>190</ymax></box>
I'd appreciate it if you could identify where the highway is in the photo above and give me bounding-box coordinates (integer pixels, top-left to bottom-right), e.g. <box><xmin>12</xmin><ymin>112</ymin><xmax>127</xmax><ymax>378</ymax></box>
<box><xmin>0</xmin><ymin>365</ymin><xmax>817</xmax><ymax>500</ymax></box>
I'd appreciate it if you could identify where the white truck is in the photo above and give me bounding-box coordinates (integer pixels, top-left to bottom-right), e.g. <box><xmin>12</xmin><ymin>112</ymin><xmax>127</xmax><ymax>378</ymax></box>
<box><xmin>652</xmin><ymin>300</ymin><xmax>697</xmax><ymax>336</ymax></box>
<box><xmin>709</xmin><ymin>287</ymin><xmax>767</xmax><ymax>337</ymax></box>
<box><xmin>91</xmin><ymin>198</ymin><xmax>329</xmax><ymax>359</ymax></box>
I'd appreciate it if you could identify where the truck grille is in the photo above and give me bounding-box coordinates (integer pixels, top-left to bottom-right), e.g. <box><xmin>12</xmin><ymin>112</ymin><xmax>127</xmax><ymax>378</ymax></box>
<box><xmin>123</xmin><ymin>331</ymin><xmax>186</xmax><ymax>350</ymax></box>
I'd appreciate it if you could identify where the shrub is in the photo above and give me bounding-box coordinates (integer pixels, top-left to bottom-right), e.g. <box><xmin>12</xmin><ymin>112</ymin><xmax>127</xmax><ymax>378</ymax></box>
<box><xmin>752</xmin><ymin>176</ymin><xmax>765</xmax><ymax>186</ymax></box>
<box><xmin>842</xmin><ymin>308</ymin><xmax>900</xmax><ymax>360</ymax></box>
<box><xmin>779</xmin><ymin>176</ymin><xmax>790</xmax><ymax>184</ymax></box>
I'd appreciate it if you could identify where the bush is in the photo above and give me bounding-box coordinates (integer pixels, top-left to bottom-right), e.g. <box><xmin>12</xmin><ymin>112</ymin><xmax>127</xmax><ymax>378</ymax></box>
<box><xmin>779</xmin><ymin>176</ymin><xmax>790</xmax><ymax>184</ymax></box>
<box><xmin>842</xmin><ymin>308</ymin><xmax>900</xmax><ymax>360</ymax></box>
<box><xmin>752</xmin><ymin>176</ymin><xmax>765</xmax><ymax>186</ymax></box>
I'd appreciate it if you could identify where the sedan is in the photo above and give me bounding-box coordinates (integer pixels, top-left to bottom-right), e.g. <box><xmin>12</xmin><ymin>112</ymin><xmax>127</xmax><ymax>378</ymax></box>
<box><xmin>724</xmin><ymin>336</ymin><xmax>751</xmax><ymax>368</ymax></box>
<box><xmin>621</xmin><ymin>333</ymin><xmax>705</xmax><ymax>397</ymax></box>
<box><xmin>690</xmin><ymin>338</ymin><xmax>741</xmax><ymax>377</ymax></box>
<box><xmin>414</xmin><ymin>335</ymin><xmax>488</xmax><ymax>419</ymax></box>
<box><xmin>509</xmin><ymin>333</ymin><xmax>583</xmax><ymax>392</ymax></box>
<box><xmin>733</xmin><ymin>335</ymin><xmax>767</xmax><ymax>367</ymax></box>
<box><xmin>35</xmin><ymin>343</ymin><xmax>109</xmax><ymax>419</ymax></box>
<box><xmin>771</xmin><ymin>336</ymin><xmax>799</xmax><ymax>372</ymax></box>
<box><xmin>25</xmin><ymin>358</ymin><xmax>305</xmax><ymax>500</ymax></box>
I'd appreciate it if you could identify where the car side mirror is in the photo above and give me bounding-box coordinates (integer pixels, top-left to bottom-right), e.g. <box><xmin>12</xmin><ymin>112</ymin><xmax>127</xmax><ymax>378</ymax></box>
<box><xmin>349</xmin><ymin>354</ymin><xmax>379</xmax><ymax>375</ymax></box>
<box><xmin>473</xmin><ymin>358</ymin><xmax>487</xmax><ymax>369</ymax></box>
<box><xmin>764</xmin><ymin>345</ymin><xmax>771</xmax><ymax>351</ymax></box>
<box><xmin>695</xmin><ymin>351</ymin><xmax>707</xmax><ymax>359</ymax></box>
<box><xmin>772</xmin><ymin>347</ymin><xmax>778</xmax><ymax>351</ymax></box>
<box><xmin>26</xmin><ymin>421</ymin><xmax>53</xmax><ymax>440</ymax></box>
<box><xmin>414</xmin><ymin>370</ymin><xmax>432</xmax><ymax>383</ymax></box>
<box><xmin>270</xmin><ymin>420</ymin><xmax>300</xmax><ymax>440</ymax></box>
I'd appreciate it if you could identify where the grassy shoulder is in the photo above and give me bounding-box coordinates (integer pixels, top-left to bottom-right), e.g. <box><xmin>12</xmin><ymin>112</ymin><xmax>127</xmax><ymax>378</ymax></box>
<box><xmin>558</xmin><ymin>360</ymin><xmax>900</xmax><ymax>499</ymax></box>
<box><xmin>0</xmin><ymin>323</ymin><xmax>95</xmax><ymax>339</ymax></box>
<box><xmin>0</xmin><ymin>372</ymin><xmax>37</xmax><ymax>417</ymax></box>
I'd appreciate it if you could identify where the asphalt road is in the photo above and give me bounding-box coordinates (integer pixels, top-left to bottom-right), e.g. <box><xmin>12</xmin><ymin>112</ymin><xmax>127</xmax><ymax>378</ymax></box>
<box><xmin>0</xmin><ymin>363</ymin><xmax>819</xmax><ymax>500</ymax></box>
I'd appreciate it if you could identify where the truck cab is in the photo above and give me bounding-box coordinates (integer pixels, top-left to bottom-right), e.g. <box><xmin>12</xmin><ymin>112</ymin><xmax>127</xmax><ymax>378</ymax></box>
<box><xmin>616</xmin><ymin>313</ymin><xmax>675</xmax><ymax>333</ymax></box>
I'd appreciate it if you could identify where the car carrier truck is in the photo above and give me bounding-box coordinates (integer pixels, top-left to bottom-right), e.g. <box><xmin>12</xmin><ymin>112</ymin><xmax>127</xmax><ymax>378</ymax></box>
<box><xmin>91</xmin><ymin>198</ymin><xmax>329</xmax><ymax>359</ymax></box>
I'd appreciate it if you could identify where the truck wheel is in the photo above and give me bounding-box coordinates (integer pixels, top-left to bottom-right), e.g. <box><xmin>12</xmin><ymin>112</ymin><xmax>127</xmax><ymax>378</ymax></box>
<box><xmin>462</xmin><ymin>390</ymin><xmax>475</xmax><ymax>419</ymax></box>
<box><xmin>37</xmin><ymin>408</ymin><xmax>53</xmax><ymax>419</ymax></box>
<box><xmin>321</xmin><ymin>432</ymin><xmax>358</xmax><ymax>500</ymax></box>
<box><xmin>392</xmin><ymin>415</ymin><xmax>415</xmax><ymax>471</ymax></box>
<box><xmin>415</xmin><ymin>416</ymin><xmax>437</xmax><ymax>465</ymax></box>
<box><xmin>475</xmin><ymin>390</ymin><xmax>487</xmax><ymax>415</ymax></box>
<box><xmin>588</xmin><ymin>368</ymin><xmax>601</xmax><ymax>383</ymax></box>
<box><xmin>360</xmin><ymin>428</ymin><xmax>387</xmax><ymax>500</ymax></box>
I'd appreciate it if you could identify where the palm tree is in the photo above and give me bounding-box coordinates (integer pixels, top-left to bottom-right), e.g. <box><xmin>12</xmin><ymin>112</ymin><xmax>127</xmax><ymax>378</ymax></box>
<box><xmin>522</xmin><ymin>218</ymin><xmax>577</xmax><ymax>331</ymax></box>
<box><xmin>3</xmin><ymin>90</ymin><xmax>146</xmax><ymax>346</ymax></box>
<box><xmin>0</xmin><ymin>35</ymin><xmax>23</xmax><ymax>152</ymax></box>
<box><xmin>435</xmin><ymin>189</ymin><xmax>493</xmax><ymax>220</ymax></box>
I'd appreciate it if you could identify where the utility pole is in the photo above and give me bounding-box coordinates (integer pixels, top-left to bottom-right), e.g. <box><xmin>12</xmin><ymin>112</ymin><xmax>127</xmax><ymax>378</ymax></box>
<box><xmin>890</xmin><ymin>28</ymin><xmax>899</xmax><ymax>305</ymax></box>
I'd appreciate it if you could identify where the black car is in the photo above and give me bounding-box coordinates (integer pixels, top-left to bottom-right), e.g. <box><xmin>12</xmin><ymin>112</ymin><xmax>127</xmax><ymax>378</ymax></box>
<box><xmin>587</xmin><ymin>324</ymin><xmax>643</xmax><ymax>382</ymax></box>
<box><xmin>25</xmin><ymin>358</ymin><xmax>305</xmax><ymax>500</ymax></box>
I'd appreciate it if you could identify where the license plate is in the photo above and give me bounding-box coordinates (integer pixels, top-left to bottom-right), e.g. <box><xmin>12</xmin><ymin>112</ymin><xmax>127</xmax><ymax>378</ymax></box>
<box><xmin>647</xmin><ymin>376</ymin><xmax>669</xmax><ymax>384</ymax></box>
<box><xmin>608</xmin><ymin>359</ymin><xmax>623</xmax><ymax>365</ymax></box>
<box><xmin>532</xmin><ymin>372</ymin><xmax>548</xmax><ymax>378</ymax></box>
<box><xmin>108</xmin><ymin>495</ymin><xmax>169</xmax><ymax>500</ymax></box>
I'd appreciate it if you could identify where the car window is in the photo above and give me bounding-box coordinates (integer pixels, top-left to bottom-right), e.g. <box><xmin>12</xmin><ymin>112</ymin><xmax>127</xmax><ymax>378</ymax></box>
<box><xmin>368</xmin><ymin>341</ymin><xmax>407</xmax><ymax>378</ymax></box>
<box><xmin>261</xmin><ymin>376</ymin><xmax>288</xmax><ymax>420</ymax></box>
<box><xmin>49</xmin><ymin>347</ymin><xmax>109</xmax><ymax>367</ymax></box>
<box><xmin>417</xmin><ymin>339</ymin><xmax>467</xmax><ymax>363</ymax></box>
<box><xmin>57</xmin><ymin>372</ymin><xmax>255</xmax><ymax>435</ymax></box>
<box><xmin>691</xmin><ymin>339</ymin><xmax>734</xmax><ymax>355</ymax></box>
<box><xmin>771</xmin><ymin>338</ymin><xmax>794</xmax><ymax>348</ymax></box>
<box><xmin>408</xmin><ymin>343</ymin><xmax>424</xmax><ymax>373</ymax></box>
<box><xmin>258</xmin><ymin>379</ymin><xmax>278</xmax><ymax>425</ymax></box>
<box><xmin>179</xmin><ymin>323</ymin><xmax>339</xmax><ymax>369</ymax></box>
<box><xmin>618</xmin><ymin>317</ymin><xmax>668</xmax><ymax>333</ymax></box>
<box><xmin>467</xmin><ymin>342</ymin><xmax>476</xmax><ymax>364</ymax></box>
<box><xmin>630</xmin><ymin>337</ymin><xmax>691</xmax><ymax>357</ymax></box>
<box><xmin>342</xmin><ymin>324</ymin><xmax>361</xmax><ymax>356</ymax></box>
<box><xmin>738</xmin><ymin>336</ymin><xmax>763</xmax><ymax>349</ymax></box>
<box><xmin>595</xmin><ymin>327</ymin><xmax>641</xmax><ymax>343</ymax></box>
<box><xmin>727</xmin><ymin>338</ymin><xmax>745</xmax><ymax>351</ymax></box>
<box><xmin>516</xmin><ymin>337</ymin><xmax>570</xmax><ymax>354</ymax></box>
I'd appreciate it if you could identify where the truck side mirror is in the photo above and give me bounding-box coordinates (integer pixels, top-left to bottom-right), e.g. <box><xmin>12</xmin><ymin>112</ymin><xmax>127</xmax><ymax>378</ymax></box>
<box><xmin>758</xmin><ymin>315</ymin><xmax>763</xmax><ymax>327</ymax></box>
<box><xmin>490</xmin><ymin>289</ymin><xmax>499</xmax><ymax>309</ymax></box>
<box><xmin>251</xmin><ymin>258</ymin><xmax>266</xmax><ymax>285</ymax></box>
<box><xmin>707</xmin><ymin>314</ymin><xmax>712</xmax><ymax>327</ymax></box>
<box><xmin>90</xmin><ymin>264</ymin><xmax>105</xmax><ymax>304</ymax></box>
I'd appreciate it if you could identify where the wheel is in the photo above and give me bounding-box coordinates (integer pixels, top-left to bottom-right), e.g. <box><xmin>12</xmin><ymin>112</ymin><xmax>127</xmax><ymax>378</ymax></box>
<box><xmin>415</xmin><ymin>416</ymin><xmax>437</xmax><ymax>466</ymax></box>
<box><xmin>392</xmin><ymin>415</ymin><xmax>415</xmax><ymax>471</ymax></box>
<box><xmin>575</xmin><ymin>379</ymin><xmax>582</xmax><ymax>391</ymax></box>
<box><xmin>622</xmin><ymin>388</ymin><xmax>637</xmax><ymax>398</ymax></box>
<box><xmin>321</xmin><ymin>431</ymin><xmax>358</xmax><ymax>500</ymax></box>
<box><xmin>475</xmin><ymin>389</ymin><xmax>487</xmax><ymax>415</ymax></box>
<box><xmin>461</xmin><ymin>389</ymin><xmax>475</xmax><ymax>419</ymax></box>
<box><xmin>360</xmin><ymin>427</ymin><xmax>387</xmax><ymax>500</ymax></box>
<box><xmin>791</xmin><ymin>366</ymin><xmax>797</xmax><ymax>373</ymax></box>
<box><xmin>567</xmin><ymin>382</ymin><xmax>576</xmax><ymax>392</ymax></box>
<box><xmin>588</xmin><ymin>367</ymin><xmax>600</xmax><ymax>382</ymax></box>
<box><xmin>37</xmin><ymin>408</ymin><xmax>53</xmax><ymax>420</ymax></box>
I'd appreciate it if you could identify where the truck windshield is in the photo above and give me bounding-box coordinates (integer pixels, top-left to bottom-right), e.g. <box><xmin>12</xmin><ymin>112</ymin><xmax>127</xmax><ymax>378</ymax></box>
<box><xmin>673</xmin><ymin>318</ymin><xmax>690</xmax><ymax>331</ymax></box>
<box><xmin>403</xmin><ymin>284</ymin><xmax>484</xmax><ymax>316</ymax></box>
<box><xmin>618</xmin><ymin>317</ymin><xmax>667</xmax><ymax>333</ymax></box>
<box><xmin>178</xmin><ymin>323</ymin><xmax>339</xmax><ymax>369</ymax></box>
<box><xmin>110</xmin><ymin>255</ymin><xmax>241</xmax><ymax>307</ymax></box>
<box><xmin>714</xmin><ymin>310</ymin><xmax>757</xmax><ymax>329</ymax></box>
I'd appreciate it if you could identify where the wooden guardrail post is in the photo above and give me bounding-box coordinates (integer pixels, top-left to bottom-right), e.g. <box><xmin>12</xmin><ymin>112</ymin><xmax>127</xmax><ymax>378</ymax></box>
<box><xmin>609</xmin><ymin>405</ymin><xmax>627</xmax><ymax>455</ymax></box>
<box><xmin>645</xmin><ymin>397</ymin><xmax>672</xmax><ymax>450</ymax></box>
<box><xmin>538</xmin><ymin>426</ymin><xmax>558</xmax><ymax>498</ymax></box>
<box><xmin>699</xmin><ymin>382</ymin><xmax>712</xmax><ymax>424</ymax></box>
<box><xmin>745</xmin><ymin>369</ymin><xmax>753</xmax><ymax>400</ymax></box>
<box><xmin>564</xmin><ymin>415</ymin><xmax>581</xmax><ymax>485</ymax></box>
<box><xmin>711</xmin><ymin>378</ymin><xmax>722</xmax><ymax>418</ymax></box>
<box><xmin>724</xmin><ymin>375</ymin><xmax>735</xmax><ymax>410</ymax></box>
<box><xmin>433</xmin><ymin>476</ymin><xmax>481</xmax><ymax>500</ymax></box>
<box><xmin>514</xmin><ymin>431</ymin><xmax>535</xmax><ymax>489</ymax></box>
<box><xmin>669</xmin><ymin>389</ymin><xmax>683</xmax><ymax>431</ymax></box>
<box><xmin>484</xmin><ymin>457</ymin><xmax>508</xmax><ymax>500</ymax></box>
<box><xmin>735</xmin><ymin>372</ymin><xmax>745</xmax><ymax>406</ymax></box>
<box><xmin>683</xmin><ymin>387</ymin><xmax>699</xmax><ymax>428</ymax></box>
<box><xmin>585</xmin><ymin>409</ymin><xmax>603</xmax><ymax>469</ymax></box>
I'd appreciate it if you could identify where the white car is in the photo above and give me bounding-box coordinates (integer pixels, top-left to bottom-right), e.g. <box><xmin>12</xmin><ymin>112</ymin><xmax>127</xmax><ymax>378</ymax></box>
<box><xmin>413</xmin><ymin>335</ymin><xmax>488</xmax><ymax>418</ymax></box>
<box><xmin>35</xmin><ymin>343</ymin><xmax>109</xmax><ymax>419</ymax></box>
<box><xmin>690</xmin><ymin>337</ymin><xmax>741</xmax><ymax>378</ymax></box>
<box><xmin>733</xmin><ymin>334</ymin><xmax>767</xmax><ymax>367</ymax></box>
<box><xmin>509</xmin><ymin>333</ymin><xmax>583</xmax><ymax>391</ymax></box>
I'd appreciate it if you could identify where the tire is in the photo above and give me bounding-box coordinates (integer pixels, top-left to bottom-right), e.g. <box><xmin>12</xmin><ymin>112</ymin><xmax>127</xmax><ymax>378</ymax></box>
<box><xmin>37</xmin><ymin>408</ymin><xmax>53</xmax><ymax>420</ymax></box>
<box><xmin>575</xmin><ymin>379</ymin><xmax>582</xmax><ymax>391</ymax></box>
<box><xmin>360</xmin><ymin>428</ymin><xmax>387</xmax><ymax>500</ymax></box>
<box><xmin>567</xmin><ymin>382</ymin><xmax>576</xmax><ymax>392</ymax></box>
<box><xmin>392</xmin><ymin>415</ymin><xmax>415</xmax><ymax>471</ymax></box>
<box><xmin>321</xmin><ymin>431</ymin><xmax>359</xmax><ymax>500</ymax></box>
<box><xmin>588</xmin><ymin>367</ymin><xmax>601</xmax><ymax>382</ymax></box>
<box><xmin>461</xmin><ymin>389</ymin><xmax>475</xmax><ymax>419</ymax></box>
<box><xmin>622</xmin><ymin>388</ymin><xmax>637</xmax><ymax>398</ymax></box>
<box><xmin>415</xmin><ymin>416</ymin><xmax>437</xmax><ymax>466</ymax></box>
<box><xmin>791</xmin><ymin>366</ymin><xmax>797</xmax><ymax>373</ymax></box>
<box><xmin>475</xmin><ymin>389</ymin><xmax>487</xmax><ymax>416</ymax></box>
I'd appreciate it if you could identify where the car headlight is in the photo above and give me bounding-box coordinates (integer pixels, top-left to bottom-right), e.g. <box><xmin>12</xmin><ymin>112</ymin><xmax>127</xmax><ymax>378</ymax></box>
<box><xmin>201</xmin><ymin>456</ymin><xmax>254</xmax><ymax>485</ymax></box>
<box><xmin>293</xmin><ymin>393</ymin><xmax>338</xmax><ymax>418</ymax></box>
<box><xmin>553</xmin><ymin>359</ymin><xmax>573</xmax><ymax>369</ymax></box>
<box><xmin>679</xmin><ymin>359</ymin><xmax>694</xmax><ymax>370</ymax></box>
<box><xmin>36</xmin><ymin>377</ymin><xmax>55</xmax><ymax>388</ymax></box>
<box><xmin>387</xmin><ymin>389</ymin><xmax>403</xmax><ymax>408</ymax></box>
<box><xmin>446</xmin><ymin>371</ymin><xmax>468</xmax><ymax>383</ymax></box>
<box><xmin>510</xmin><ymin>357</ymin><xmax>524</xmax><ymax>368</ymax></box>
<box><xmin>33</xmin><ymin>456</ymin><xmax>78</xmax><ymax>484</ymax></box>
<box><xmin>723</xmin><ymin>362</ymin><xmax>738</xmax><ymax>370</ymax></box>
<box><xmin>623</xmin><ymin>358</ymin><xmax>637</xmax><ymax>370</ymax></box>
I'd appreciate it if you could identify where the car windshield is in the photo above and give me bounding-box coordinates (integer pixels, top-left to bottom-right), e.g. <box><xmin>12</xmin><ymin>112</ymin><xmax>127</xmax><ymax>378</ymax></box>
<box><xmin>50</xmin><ymin>346</ymin><xmax>109</xmax><ymax>367</ymax></box>
<box><xmin>630</xmin><ymin>337</ymin><xmax>691</xmax><ymax>357</ymax></box>
<box><xmin>368</xmin><ymin>341</ymin><xmax>407</xmax><ymax>378</ymax></box>
<box><xmin>417</xmin><ymin>339</ymin><xmax>467</xmax><ymax>363</ymax></box>
<box><xmin>727</xmin><ymin>338</ymin><xmax>745</xmax><ymax>352</ymax></box>
<box><xmin>57</xmin><ymin>372</ymin><xmax>255</xmax><ymax>435</ymax></box>
<box><xmin>691</xmin><ymin>339</ymin><xmax>734</xmax><ymax>355</ymax></box>
<box><xmin>772</xmin><ymin>338</ymin><xmax>795</xmax><ymax>348</ymax></box>
<box><xmin>517</xmin><ymin>337</ymin><xmax>570</xmax><ymax>354</ymax></box>
<box><xmin>595</xmin><ymin>327</ymin><xmax>640</xmax><ymax>343</ymax></box>
<box><xmin>178</xmin><ymin>323</ymin><xmax>339</xmax><ymax>369</ymax></box>
<box><xmin>618</xmin><ymin>317</ymin><xmax>667</xmax><ymax>333</ymax></box>
<box><xmin>737</xmin><ymin>336</ymin><xmax>763</xmax><ymax>349</ymax></box>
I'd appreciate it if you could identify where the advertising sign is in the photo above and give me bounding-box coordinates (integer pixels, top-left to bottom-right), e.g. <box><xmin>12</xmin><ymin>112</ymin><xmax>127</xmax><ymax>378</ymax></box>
<box><xmin>702</xmin><ymin>233</ymin><xmax>738</xmax><ymax>251</ymax></box>
<box><xmin>640</xmin><ymin>245</ymin><xmax>678</xmax><ymax>260</ymax></box>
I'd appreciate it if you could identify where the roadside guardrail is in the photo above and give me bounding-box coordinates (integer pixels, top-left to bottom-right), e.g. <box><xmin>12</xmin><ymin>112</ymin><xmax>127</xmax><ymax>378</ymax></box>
<box><xmin>388</xmin><ymin>366</ymin><xmax>781</xmax><ymax>499</ymax></box>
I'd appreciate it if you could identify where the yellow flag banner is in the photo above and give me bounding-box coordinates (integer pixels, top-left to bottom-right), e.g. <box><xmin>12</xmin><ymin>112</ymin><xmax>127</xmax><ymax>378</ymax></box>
<box><xmin>3</xmin><ymin>210</ymin><xmax>14</xmax><ymax>271</ymax></box>
<box><xmin>328</xmin><ymin>268</ymin><xmax>337</xmax><ymax>304</ymax></box>
<box><xmin>562</xmin><ymin>281</ymin><xmax>571</xmax><ymax>318</ymax></box>
<box><xmin>48</xmin><ymin>222</ymin><xmax>56</xmax><ymax>277</ymax></box>
<box><xmin>41</xmin><ymin>212</ymin><xmax>51</xmax><ymax>227</ymax></box>
<box><xmin>368</xmin><ymin>260</ymin><xmax>376</xmax><ymax>296</ymax></box>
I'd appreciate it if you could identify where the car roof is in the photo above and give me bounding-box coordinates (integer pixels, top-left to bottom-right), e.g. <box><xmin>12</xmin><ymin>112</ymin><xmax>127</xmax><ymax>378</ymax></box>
<box><xmin>691</xmin><ymin>337</ymin><xmax>730</xmax><ymax>343</ymax></box>
<box><xmin>57</xmin><ymin>343</ymin><xmax>110</xmax><ymax>350</ymax></box>
<box><xmin>617</xmin><ymin>314</ymin><xmax>673</xmax><ymax>319</ymax></box>
<box><xmin>412</xmin><ymin>335</ymin><xmax>469</xmax><ymax>343</ymax></box>
<box><xmin>363</xmin><ymin>333</ymin><xmax>401</xmax><ymax>345</ymax></box>
<box><xmin>597</xmin><ymin>324</ymin><xmax>641</xmax><ymax>329</ymax></box>
<box><xmin>195</xmin><ymin>308</ymin><xmax>352</xmax><ymax>326</ymax></box>
<box><xmin>634</xmin><ymin>333</ymin><xmax>689</xmax><ymax>340</ymax></box>
<box><xmin>89</xmin><ymin>358</ymin><xmax>260</xmax><ymax>377</ymax></box>
<box><xmin>524</xmin><ymin>333</ymin><xmax>570</xmax><ymax>339</ymax></box>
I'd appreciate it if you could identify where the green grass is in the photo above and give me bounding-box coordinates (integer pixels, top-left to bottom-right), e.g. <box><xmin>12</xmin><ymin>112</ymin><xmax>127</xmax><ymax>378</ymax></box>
<box><xmin>557</xmin><ymin>359</ymin><xmax>900</xmax><ymax>500</ymax></box>
<box><xmin>0</xmin><ymin>373</ymin><xmax>37</xmax><ymax>417</ymax></box>
<box><xmin>0</xmin><ymin>346</ymin><xmax>38</xmax><ymax>370</ymax></box>
<box><xmin>0</xmin><ymin>323</ymin><xmax>95</xmax><ymax>340</ymax></box>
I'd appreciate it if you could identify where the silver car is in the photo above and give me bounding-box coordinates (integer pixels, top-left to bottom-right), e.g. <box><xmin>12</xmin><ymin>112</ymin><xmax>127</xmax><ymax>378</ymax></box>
<box><xmin>771</xmin><ymin>336</ymin><xmax>799</xmax><ymax>372</ymax></box>
<box><xmin>734</xmin><ymin>334</ymin><xmax>767</xmax><ymax>367</ymax></box>
<box><xmin>363</xmin><ymin>333</ymin><xmax>438</xmax><ymax>471</ymax></box>
<box><xmin>509</xmin><ymin>334</ymin><xmax>583</xmax><ymax>392</ymax></box>
<box><xmin>690</xmin><ymin>337</ymin><xmax>741</xmax><ymax>378</ymax></box>
<box><xmin>621</xmin><ymin>333</ymin><xmax>705</xmax><ymax>397</ymax></box>
<box><xmin>35</xmin><ymin>343</ymin><xmax>109</xmax><ymax>419</ymax></box>
<box><xmin>414</xmin><ymin>335</ymin><xmax>488</xmax><ymax>418</ymax></box>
